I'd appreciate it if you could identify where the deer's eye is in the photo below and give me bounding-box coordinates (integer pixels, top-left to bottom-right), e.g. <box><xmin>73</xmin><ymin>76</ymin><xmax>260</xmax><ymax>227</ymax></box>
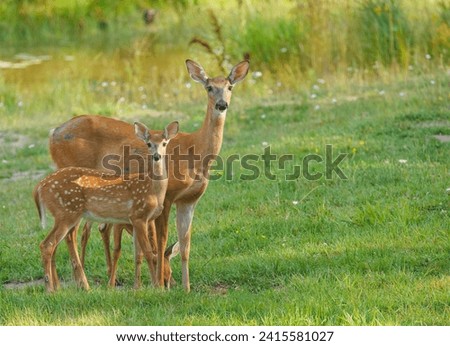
<box><xmin>163</xmin><ymin>142</ymin><xmax>167</xmax><ymax>147</ymax></box>
<box><xmin>147</xmin><ymin>143</ymin><xmax>152</xmax><ymax>148</ymax></box>
<box><xmin>206</xmin><ymin>86</ymin><xmax>213</xmax><ymax>92</ymax></box>
<box><xmin>228</xmin><ymin>86</ymin><xmax>233</xmax><ymax>91</ymax></box>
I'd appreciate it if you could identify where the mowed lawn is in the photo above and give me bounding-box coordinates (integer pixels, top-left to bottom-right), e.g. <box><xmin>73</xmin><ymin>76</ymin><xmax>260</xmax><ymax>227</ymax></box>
<box><xmin>0</xmin><ymin>74</ymin><xmax>448</xmax><ymax>325</ymax></box>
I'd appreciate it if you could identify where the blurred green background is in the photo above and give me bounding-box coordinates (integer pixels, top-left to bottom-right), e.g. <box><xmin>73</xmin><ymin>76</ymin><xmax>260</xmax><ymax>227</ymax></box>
<box><xmin>0</xmin><ymin>0</ymin><xmax>448</xmax><ymax>124</ymax></box>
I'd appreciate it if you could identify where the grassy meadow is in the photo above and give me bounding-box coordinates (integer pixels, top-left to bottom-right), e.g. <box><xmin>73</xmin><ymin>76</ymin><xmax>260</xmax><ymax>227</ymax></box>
<box><xmin>0</xmin><ymin>0</ymin><xmax>449</xmax><ymax>325</ymax></box>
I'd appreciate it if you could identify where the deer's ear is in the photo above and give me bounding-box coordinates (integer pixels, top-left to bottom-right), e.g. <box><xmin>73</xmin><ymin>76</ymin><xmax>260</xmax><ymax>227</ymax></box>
<box><xmin>134</xmin><ymin>122</ymin><xmax>151</xmax><ymax>142</ymax></box>
<box><xmin>228</xmin><ymin>60</ymin><xmax>250</xmax><ymax>85</ymax></box>
<box><xmin>186</xmin><ymin>59</ymin><xmax>208</xmax><ymax>85</ymax></box>
<box><xmin>163</xmin><ymin>121</ymin><xmax>179</xmax><ymax>140</ymax></box>
<box><xmin>165</xmin><ymin>242</ymin><xmax>180</xmax><ymax>261</ymax></box>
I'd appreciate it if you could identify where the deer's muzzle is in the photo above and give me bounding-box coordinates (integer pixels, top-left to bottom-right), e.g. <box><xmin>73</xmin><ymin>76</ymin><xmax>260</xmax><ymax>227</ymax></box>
<box><xmin>215</xmin><ymin>100</ymin><xmax>228</xmax><ymax>112</ymax></box>
<box><xmin>153</xmin><ymin>153</ymin><xmax>161</xmax><ymax>161</ymax></box>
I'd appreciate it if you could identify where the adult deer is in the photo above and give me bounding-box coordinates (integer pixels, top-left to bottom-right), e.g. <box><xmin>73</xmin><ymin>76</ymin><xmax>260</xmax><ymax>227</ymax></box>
<box><xmin>34</xmin><ymin>121</ymin><xmax>178</xmax><ymax>292</ymax></box>
<box><xmin>49</xmin><ymin>59</ymin><xmax>250</xmax><ymax>291</ymax></box>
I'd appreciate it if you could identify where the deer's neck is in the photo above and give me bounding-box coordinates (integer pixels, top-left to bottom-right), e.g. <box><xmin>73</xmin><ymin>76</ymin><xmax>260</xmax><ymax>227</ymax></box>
<box><xmin>196</xmin><ymin>102</ymin><xmax>226</xmax><ymax>159</ymax></box>
<box><xmin>149</xmin><ymin>160</ymin><xmax>168</xmax><ymax>192</ymax></box>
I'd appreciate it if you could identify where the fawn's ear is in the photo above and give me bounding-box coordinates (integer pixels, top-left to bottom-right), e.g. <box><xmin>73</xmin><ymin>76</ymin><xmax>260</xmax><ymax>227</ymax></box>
<box><xmin>165</xmin><ymin>242</ymin><xmax>180</xmax><ymax>261</ymax></box>
<box><xmin>134</xmin><ymin>122</ymin><xmax>151</xmax><ymax>142</ymax></box>
<box><xmin>163</xmin><ymin>121</ymin><xmax>179</xmax><ymax>140</ymax></box>
<box><xmin>228</xmin><ymin>60</ymin><xmax>250</xmax><ymax>85</ymax></box>
<box><xmin>186</xmin><ymin>59</ymin><xmax>208</xmax><ymax>85</ymax></box>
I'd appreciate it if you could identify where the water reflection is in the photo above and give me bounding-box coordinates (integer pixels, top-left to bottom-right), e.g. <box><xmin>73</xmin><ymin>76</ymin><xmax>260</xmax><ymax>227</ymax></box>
<box><xmin>0</xmin><ymin>53</ymin><xmax>52</xmax><ymax>69</ymax></box>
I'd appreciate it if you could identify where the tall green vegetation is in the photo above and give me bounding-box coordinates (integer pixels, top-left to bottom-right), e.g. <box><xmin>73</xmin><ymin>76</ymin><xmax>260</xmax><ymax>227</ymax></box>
<box><xmin>0</xmin><ymin>0</ymin><xmax>448</xmax><ymax>74</ymax></box>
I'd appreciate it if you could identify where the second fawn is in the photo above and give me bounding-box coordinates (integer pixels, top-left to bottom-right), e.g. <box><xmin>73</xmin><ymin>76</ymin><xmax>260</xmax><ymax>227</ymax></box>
<box><xmin>33</xmin><ymin>120</ymin><xmax>179</xmax><ymax>292</ymax></box>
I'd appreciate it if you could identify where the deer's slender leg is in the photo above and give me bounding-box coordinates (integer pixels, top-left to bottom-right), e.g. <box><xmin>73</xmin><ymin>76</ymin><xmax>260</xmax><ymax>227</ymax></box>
<box><xmin>99</xmin><ymin>223</ymin><xmax>113</xmax><ymax>276</ymax></box>
<box><xmin>155</xmin><ymin>202</ymin><xmax>172</xmax><ymax>288</ymax></box>
<box><xmin>40</xmin><ymin>218</ymin><xmax>80</xmax><ymax>292</ymax></box>
<box><xmin>132</xmin><ymin>218</ymin><xmax>157</xmax><ymax>287</ymax></box>
<box><xmin>80</xmin><ymin>220</ymin><xmax>93</xmax><ymax>269</ymax></box>
<box><xmin>108</xmin><ymin>224</ymin><xmax>124</xmax><ymax>287</ymax></box>
<box><xmin>176</xmin><ymin>202</ymin><xmax>196</xmax><ymax>293</ymax></box>
<box><xmin>133</xmin><ymin>231</ymin><xmax>144</xmax><ymax>289</ymax></box>
<box><xmin>66</xmin><ymin>220</ymin><xmax>89</xmax><ymax>290</ymax></box>
<box><xmin>50</xmin><ymin>244</ymin><xmax>60</xmax><ymax>291</ymax></box>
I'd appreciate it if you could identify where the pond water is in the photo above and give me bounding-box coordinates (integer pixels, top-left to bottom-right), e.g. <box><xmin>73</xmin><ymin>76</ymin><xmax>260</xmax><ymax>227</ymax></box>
<box><xmin>0</xmin><ymin>43</ymin><xmax>218</xmax><ymax>116</ymax></box>
<box><xmin>1</xmin><ymin>46</ymin><xmax>191</xmax><ymax>89</ymax></box>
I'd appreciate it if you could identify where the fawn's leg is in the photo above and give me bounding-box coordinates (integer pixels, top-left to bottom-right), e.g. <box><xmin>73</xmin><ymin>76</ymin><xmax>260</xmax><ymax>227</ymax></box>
<box><xmin>40</xmin><ymin>218</ymin><xmax>78</xmax><ymax>292</ymax></box>
<box><xmin>80</xmin><ymin>220</ymin><xmax>93</xmax><ymax>269</ymax></box>
<box><xmin>133</xmin><ymin>232</ymin><xmax>144</xmax><ymax>289</ymax></box>
<box><xmin>66</xmin><ymin>221</ymin><xmax>90</xmax><ymax>290</ymax></box>
<box><xmin>132</xmin><ymin>219</ymin><xmax>157</xmax><ymax>287</ymax></box>
<box><xmin>109</xmin><ymin>224</ymin><xmax>124</xmax><ymax>287</ymax></box>
<box><xmin>155</xmin><ymin>202</ymin><xmax>172</xmax><ymax>288</ymax></box>
<box><xmin>99</xmin><ymin>223</ymin><xmax>113</xmax><ymax>277</ymax></box>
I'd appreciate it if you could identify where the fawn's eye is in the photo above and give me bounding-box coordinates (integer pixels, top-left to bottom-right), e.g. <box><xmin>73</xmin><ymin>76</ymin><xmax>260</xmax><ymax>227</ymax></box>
<box><xmin>147</xmin><ymin>143</ymin><xmax>152</xmax><ymax>147</ymax></box>
<box><xmin>163</xmin><ymin>142</ymin><xmax>167</xmax><ymax>147</ymax></box>
<box><xmin>206</xmin><ymin>86</ymin><xmax>213</xmax><ymax>92</ymax></box>
<box><xmin>228</xmin><ymin>86</ymin><xmax>233</xmax><ymax>91</ymax></box>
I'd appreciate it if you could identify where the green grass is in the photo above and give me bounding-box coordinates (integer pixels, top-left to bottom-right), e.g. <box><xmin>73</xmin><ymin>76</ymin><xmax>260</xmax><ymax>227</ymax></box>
<box><xmin>0</xmin><ymin>68</ymin><xmax>448</xmax><ymax>325</ymax></box>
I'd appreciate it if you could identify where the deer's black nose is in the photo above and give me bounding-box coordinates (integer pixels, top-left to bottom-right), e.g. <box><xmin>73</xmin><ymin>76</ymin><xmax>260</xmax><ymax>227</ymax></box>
<box><xmin>153</xmin><ymin>153</ymin><xmax>161</xmax><ymax>161</ymax></box>
<box><xmin>215</xmin><ymin>100</ymin><xmax>228</xmax><ymax>112</ymax></box>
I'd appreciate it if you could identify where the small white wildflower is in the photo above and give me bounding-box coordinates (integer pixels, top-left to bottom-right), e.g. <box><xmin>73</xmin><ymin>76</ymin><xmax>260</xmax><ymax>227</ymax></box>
<box><xmin>138</xmin><ymin>86</ymin><xmax>145</xmax><ymax>92</ymax></box>
<box><xmin>28</xmin><ymin>144</ymin><xmax>35</xmax><ymax>149</ymax></box>
<box><xmin>314</xmin><ymin>105</ymin><xmax>320</xmax><ymax>110</ymax></box>
<box><xmin>425</xmin><ymin>54</ymin><xmax>431</xmax><ymax>60</ymax></box>
<box><xmin>313</xmin><ymin>84</ymin><xmax>320</xmax><ymax>91</ymax></box>
<box><xmin>331</xmin><ymin>98</ymin><xmax>337</xmax><ymax>104</ymax></box>
<box><xmin>280</xmin><ymin>47</ymin><xmax>288</xmax><ymax>53</ymax></box>
<box><xmin>399</xmin><ymin>92</ymin><xmax>406</xmax><ymax>97</ymax></box>
<box><xmin>310</xmin><ymin>93</ymin><xmax>317</xmax><ymax>99</ymax></box>
<box><xmin>193</xmin><ymin>123</ymin><xmax>199</xmax><ymax>128</ymax></box>
<box><xmin>64</xmin><ymin>55</ymin><xmax>75</xmax><ymax>62</ymax></box>
<box><xmin>0</xmin><ymin>102</ymin><xmax>4</xmax><ymax>108</ymax></box>
<box><xmin>262</xmin><ymin>141</ymin><xmax>269</xmax><ymax>147</ymax></box>
<box><xmin>118</xmin><ymin>97</ymin><xmax>125</xmax><ymax>103</ymax></box>
<box><xmin>142</xmin><ymin>104</ymin><xmax>148</xmax><ymax>110</ymax></box>
<box><xmin>110</xmin><ymin>81</ymin><xmax>117</xmax><ymax>87</ymax></box>
<box><xmin>379</xmin><ymin>90</ymin><xmax>385</xmax><ymax>95</ymax></box>
<box><xmin>260</xmin><ymin>114</ymin><xmax>266</xmax><ymax>119</ymax></box>
<box><xmin>408</xmin><ymin>65</ymin><xmax>414</xmax><ymax>71</ymax></box>
<box><xmin>17</xmin><ymin>101</ymin><xmax>23</xmax><ymax>107</ymax></box>
<box><xmin>101</xmin><ymin>81</ymin><xmax>108</xmax><ymax>87</ymax></box>
<box><xmin>141</xmin><ymin>94</ymin><xmax>147</xmax><ymax>100</ymax></box>
<box><xmin>430</xmin><ymin>80</ymin><xmax>435</xmax><ymax>85</ymax></box>
<box><xmin>276</xmin><ymin>81</ymin><xmax>282</xmax><ymax>87</ymax></box>
<box><xmin>292</xmin><ymin>200</ymin><xmax>299</xmax><ymax>205</ymax></box>
<box><xmin>2</xmin><ymin>160</ymin><xmax>8</xmax><ymax>164</ymax></box>
<box><xmin>317</xmin><ymin>78</ymin><xmax>325</xmax><ymax>84</ymax></box>
<box><xmin>446</xmin><ymin>188</ymin><xmax>450</xmax><ymax>194</ymax></box>
<box><xmin>398</xmin><ymin>159</ymin><xmax>408</xmax><ymax>164</ymax></box>
<box><xmin>252</xmin><ymin>71</ymin><xmax>263</xmax><ymax>79</ymax></box>
<box><xmin>185</xmin><ymin>82</ymin><xmax>192</xmax><ymax>89</ymax></box>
